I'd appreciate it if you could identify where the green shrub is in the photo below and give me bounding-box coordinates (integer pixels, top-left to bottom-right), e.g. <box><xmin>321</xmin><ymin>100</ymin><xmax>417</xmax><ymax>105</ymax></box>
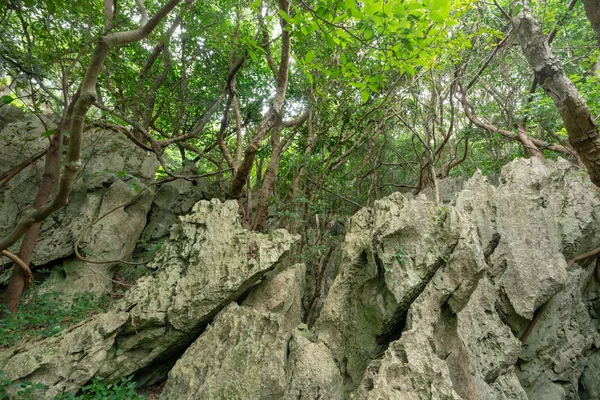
<box><xmin>0</xmin><ymin>291</ymin><xmax>108</xmax><ymax>347</ymax></box>
<box><xmin>0</xmin><ymin>370</ymin><xmax>46</xmax><ymax>400</ymax></box>
<box><xmin>0</xmin><ymin>371</ymin><xmax>11</xmax><ymax>400</ymax></box>
<box><xmin>116</xmin><ymin>262</ymin><xmax>151</xmax><ymax>284</ymax></box>
<box><xmin>0</xmin><ymin>372</ymin><xmax>145</xmax><ymax>400</ymax></box>
<box><xmin>56</xmin><ymin>377</ymin><xmax>146</xmax><ymax>400</ymax></box>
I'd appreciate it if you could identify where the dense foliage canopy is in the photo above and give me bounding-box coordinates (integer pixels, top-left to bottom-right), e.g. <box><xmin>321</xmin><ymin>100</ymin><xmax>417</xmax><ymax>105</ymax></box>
<box><xmin>1</xmin><ymin>0</ymin><xmax>600</xmax><ymax>311</ymax></box>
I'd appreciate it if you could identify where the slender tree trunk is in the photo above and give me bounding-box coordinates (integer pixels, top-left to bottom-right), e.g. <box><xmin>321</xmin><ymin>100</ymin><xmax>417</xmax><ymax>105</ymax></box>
<box><xmin>3</xmin><ymin>132</ymin><xmax>63</xmax><ymax>312</ymax></box>
<box><xmin>287</xmin><ymin>111</ymin><xmax>315</xmax><ymax>202</ymax></box>
<box><xmin>228</xmin><ymin>0</ymin><xmax>291</xmax><ymax>199</ymax></box>
<box><xmin>1</xmin><ymin>0</ymin><xmax>183</xmax><ymax>313</ymax></box>
<box><xmin>584</xmin><ymin>0</ymin><xmax>600</xmax><ymax>48</ymax></box>
<box><xmin>253</xmin><ymin>127</ymin><xmax>284</xmax><ymax>231</ymax></box>
<box><xmin>243</xmin><ymin>181</ymin><xmax>253</xmax><ymax>228</ymax></box>
<box><xmin>439</xmin><ymin>138</ymin><xmax>469</xmax><ymax>179</ymax></box>
<box><xmin>513</xmin><ymin>7</ymin><xmax>600</xmax><ymax>187</ymax></box>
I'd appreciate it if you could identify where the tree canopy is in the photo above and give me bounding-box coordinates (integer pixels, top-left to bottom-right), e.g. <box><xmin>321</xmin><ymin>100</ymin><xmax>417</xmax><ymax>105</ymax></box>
<box><xmin>1</xmin><ymin>0</ymin><xmax>600</xmax><ymax>310</ymax></box>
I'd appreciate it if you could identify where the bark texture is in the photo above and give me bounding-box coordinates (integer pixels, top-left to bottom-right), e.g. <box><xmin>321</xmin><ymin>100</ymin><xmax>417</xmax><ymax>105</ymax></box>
<box><xmin>3</xmin><ymin>134</ymin><xmax>62</xmax><ymax>312</ymax></box>
<box><xmin>228</xmin><ymin>0</ymin><xmax>292</xmax><ymax>199</ymax></box>
<box><xmin>584</xmin><ymin>0</ymin><xmax>600</xmax><ymax>49</ymax></box>
<box><xmin>513</xmin><ymin>8</ymin><xmax>600</xmax><ymax>187</ymax></box>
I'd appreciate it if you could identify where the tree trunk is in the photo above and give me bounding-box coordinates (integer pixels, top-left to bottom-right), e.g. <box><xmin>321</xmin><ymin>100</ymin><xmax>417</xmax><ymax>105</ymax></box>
<box><xmin>253</xmin><ymin>127</ymin><xmax>285</xmax><ymax>232</ymax></box>
<box><xmin>228</xmin><ymin>0</ymin><xmax>291</xmax><ymax>199</ymax></box>
<box><xmin>287</xmin><ymin>111</ymin><xmax>315</xmax><ymax>202</ymax></box>
<box><xmin>3</xmin><ymin>128</ymin><xmax>63</xmax><ymax>312</ymax></box>
<box><xmin>513</xmin><ymin>7</ymin><xmax>600</xmax><ymax>187</ymax></box>
<box><xmin>584</xmin><ymin>0</ymin><xmax>600</xmax><ymax>48</ymax></box>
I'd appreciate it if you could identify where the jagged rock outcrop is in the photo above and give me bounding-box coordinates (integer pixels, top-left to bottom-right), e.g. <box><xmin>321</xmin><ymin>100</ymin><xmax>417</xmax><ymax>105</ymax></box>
<box><xmin>0</xmin><ymin>112</ymin><xmax>157</xmax><ymax>293</ymax></box>
<box><xmin>344</xmin><ymin>158</ymin><xmax>600</xmax><ymax>399</ymax></box>
<box><xmin>140</xmin><ymin>161</ymin><xmax>223</xmax><ymax>243</ymax></box>
<box><xmin>161</xmin><ymin>263</ymin><xmax>306</xmax><ymax>399</ymax></box>
<box><xmin>0</xmin><ymin>199</ymin><xmax>299</xmax><ymax>399</ymax></box>
<box><xmin>162</xmin><ymin>301</ymin><xmax>291</xmax><ymax>399</ymax></box>
<box><xmin>224</xmin><ymin>157</ymin><xmax>595</xmax><ymax>400</ymax></box>
<box><xmin>1</xmin><ymin>156</ymin><xmax>599</xmax><ymax>399</ymax></box>
<box><xmin>311</xmin><ymin>190</ymin><xmax>486</xmax><ymax>397</ymax></box>
<box><xmin>421</xmin><ymin>174</ymin><xmax>470</xmax><ymax>203</ymax></box>
<box><xmin>0</xmin><ymin>104</ymin><xmax>25</xmax><ymax>129</ymax></box>
<box><xmin>161</xmin><ymin>261</ymin><xmax>347</xmax><ymax>400</ymax></box>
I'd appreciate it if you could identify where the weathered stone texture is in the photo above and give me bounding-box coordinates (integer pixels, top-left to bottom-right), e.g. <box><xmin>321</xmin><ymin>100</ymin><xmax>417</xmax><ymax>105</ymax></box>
<box><xmin>2</xmin><ymin>156</ymin><xmax>600</xmax><ymax>400</ymax></box>
<box><xmin>0</xmin><ymin>200</ymin><xmax>298</xmax><ymax>399</ymax></box>
<box><xmin>0</xmin><ymin>115</ymin><xmax>157</xmax><ymax>292</ymax></box>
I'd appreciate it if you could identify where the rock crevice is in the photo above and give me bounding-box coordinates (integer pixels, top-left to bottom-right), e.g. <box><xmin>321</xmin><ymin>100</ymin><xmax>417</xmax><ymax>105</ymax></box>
<box><xmin>2</xmin><ymin>156</ymin><xmax>600</xmax><ymax>400</ymax></box>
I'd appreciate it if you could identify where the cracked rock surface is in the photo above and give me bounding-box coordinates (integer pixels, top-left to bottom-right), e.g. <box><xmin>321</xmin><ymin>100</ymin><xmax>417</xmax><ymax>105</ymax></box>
<box><xmin>158</xmin><ymin>159</ymin><xmax>600</xmax><ymax>400</ymax></box>
<box><xmin>1</xmin><ymin>157</ymin><xmax>599</xmax><ymax>400</ymax></box>
<box><xmin>0</xmin><ymin>199</ymin><xmax>298</xmax><ymax>399</ymax></box>
<box><xmin>0</xmin><ymin>115</ymin><xmax>157</xmax><ymax>293</ymax></box>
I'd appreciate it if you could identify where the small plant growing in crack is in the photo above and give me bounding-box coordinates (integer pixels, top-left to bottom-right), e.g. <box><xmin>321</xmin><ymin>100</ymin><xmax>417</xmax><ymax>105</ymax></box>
<box><xmin>435</xmin><ymin>206</ymin><xmax>449</xmax><ymax>226</ymax></box>
<box><xmin>385</xmin><ymin>247</ymin><xmax>408</xmax><ymax>272</ymax></box>
<box><xmin>393</xmin><ymin>248</ymin><xmax>408</xmax><ymax>266</ymax></box>
<box><xmin>384</xmin><ymin>247</ymin><xmax>408</xmax><ymax>288</ymax></box>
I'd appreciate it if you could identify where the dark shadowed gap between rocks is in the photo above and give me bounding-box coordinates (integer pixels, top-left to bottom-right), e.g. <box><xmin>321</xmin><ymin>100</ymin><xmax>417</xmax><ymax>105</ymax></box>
<box><xmin>132</xmin><ymin>346</ymin><xmax>190</xmax><ymax>388</ymax></box>
<box><xmin>122</xmin><ymin>274</ymin><xmax>276</xmax><ymax>392</ymax></box>
<box><xmin>374</xmin><ymin>252</ymin><xmax>407</xmax><ymax>349</ymax></box>
<box><xmin>374</xmin><ymin>250</ymin><xmax>456</xmax><ymax>354</ymax></box>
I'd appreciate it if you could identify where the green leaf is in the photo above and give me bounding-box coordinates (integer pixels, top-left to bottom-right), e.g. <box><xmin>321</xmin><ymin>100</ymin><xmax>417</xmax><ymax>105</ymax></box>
<box><xmin>306</xmin><ymin>71</ymin><xmax>314</xmax><ymax>84</ymax></box>
<box><xmin>431</xmin><ymin>0</ymin><xmax>450</xmax><ymax>21</ymax></box>
<box><xmin>1</xmin><ymin>95</ymin><xmax>15</xmax><ymax>105</ymax></box>
<box><xmin>363</xmin><ymin>25</ymin><xmax>375</xmax><ymax>40</ymax></box>
<box><xmin>279</xmin><ymin>10</ymin><xmax>293</xmax><ymax>23</ymax></box>
<box><xmin>362</xmin><ymin>0</ymin><xmax>379</xmax><ymax>17</ymax></box>
<box><xmin>324</xmin><ymin>31</ymin><xmax>335</xmax><ymax>49</ymax></box>
<box><xmin>316</xmin><ymin>6</ymin><xmax>330</xmax><ymax>19</ymax></box>
<box><xmin>361</xmin><ymin>90</ymin><xmax>369</xmax><ymax>103</ymax></box>
<box><xmin>304</xmin><ymin>50</ymin><xmax>315</xmax><ymax>64</ymax></box>
<box><xmin>329</xmin><ymin>69</ymin><xmax>342</xmax><ymax>78</ymax></box>
<box><xmin>345</xmin><ymin>0</ymin><xmax>361</xmax><ymax>18</ymax></box>
<box><xmin>41</xmin><ymin>129</ymin><xmax>57</xmax><ymax>138</ymax></box>
<box><xmin>512</xmin><ymin>4</ymin><xmax>523</xmax><ymax>16</ymax></box>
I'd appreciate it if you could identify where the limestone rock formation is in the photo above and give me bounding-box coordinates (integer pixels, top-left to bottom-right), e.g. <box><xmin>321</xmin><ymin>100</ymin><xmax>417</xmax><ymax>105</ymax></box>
<box><xmin>141</xmin><ymin>161</ymin><xmax>223</xmax><ymax>243</ymax></box>
<box><xmin>161</xmin><ymin>260</ymin><xmax>347</xmax><ymax>400</ymax></box>
<box><xmin>0</xmin><ymin>199</ymin><xmax>299</xmax><ymax>399</ymax></box>
<box><xmin>162</xmin><ymin>302</ymin><xmax>290</xmax><ymax>399</ymax></box>
<box><xmin>161</xmin><ymin>263</ymin><xmax>305</xmax><ymax>399</ymax></box>
<box><xmin>346</xmin><ymin>158</ymin><xmax>600</xmax><ymax>399</ymax></box>
<box><xmin>315</xmin><ymin>190</ymin><xmax>486</xmax><ymax>396</ymax></box>
<box><xmin>1</xmin><ymin>156</ymin><xmax>599</xmax><ymax>400</ymax></box>
<box><xmin>0</xmin><ymin>114</ymin><xmax>157</xmax><ymax>293</ymax></box>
